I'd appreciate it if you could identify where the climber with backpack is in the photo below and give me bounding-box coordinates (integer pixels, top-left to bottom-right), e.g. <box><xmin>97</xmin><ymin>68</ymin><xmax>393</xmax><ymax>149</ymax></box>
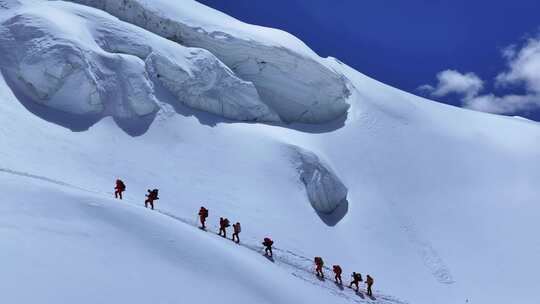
<box><xmin>114</xmin><ymin>179</ymin><xmax>126</xmax><ymax>200</ymax></box>
<box><xmin>262</xmin><ymin>237</ymin><xmax>273</xmax><ymax>257</ymax></box>
<box><xmin>348</xmin><ymin>272</ymin><xmax>362</xmax><ymax>291</ymax></box>
<box><xmin>144</xmin><ymin>189</ymin><xmax>159</xmax><ymax>210</ymax></box>
<box><xmin>333</xmin><ymin>265</ymin><xmax>343</xmax><ymax>284</ymax></box>
<box><xmin>366</xmin><ymin>274</ymin><xmax>374</xmax><ymax>296</ymax></box>
<box><xmin>198</xmin><ymin>206</ymin><xmax>209</xmax><ymax>229</ymax></box>
<box><xmin>218</xmin><ymin>217</ymin><xmax>230</xmax><ymax>238</ymax></box>
<box><xmin>314</xmin><ymin>257</ymin><xmax>325</xmax><ymax>278</ymax></box>
<box><xmin>232</xmin><ymin>222</ymin><xmax>241</xmax><ymax>244</ymax></box>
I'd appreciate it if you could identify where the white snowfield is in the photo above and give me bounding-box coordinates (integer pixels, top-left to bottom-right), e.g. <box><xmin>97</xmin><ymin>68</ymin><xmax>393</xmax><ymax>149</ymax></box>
<box><xmin>67</xmin><ymin>0</ymin><xmax>351</xmax><ymax>123</ymax></box>
<box><xmin>1</xmin><ymin>1</ymin><xmax>540</xmax><ymax>304</ymax></box>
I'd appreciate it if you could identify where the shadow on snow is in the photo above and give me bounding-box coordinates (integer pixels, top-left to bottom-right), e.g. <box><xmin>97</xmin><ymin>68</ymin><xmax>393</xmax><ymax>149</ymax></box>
<box><xmin>315</xmin><ymin>199</ymin><xmax>349</xmax><ymax>227</ymax></box>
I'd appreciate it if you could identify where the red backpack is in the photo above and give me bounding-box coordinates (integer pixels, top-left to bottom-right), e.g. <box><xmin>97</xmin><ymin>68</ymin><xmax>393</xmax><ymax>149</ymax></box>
<box><xmin>333</xmin><ymin>265</ymin><xmax>342</xmax><ymax>274</ymax></box>
<box><xmin>116</xmin><ymin>180</ymin><xmax>125</xmax><ymax>190</ymax></box>
<box><xmin>263</xmin><ymin>238</ymin><xmax>273</xmax><ymax>246</ymax></box>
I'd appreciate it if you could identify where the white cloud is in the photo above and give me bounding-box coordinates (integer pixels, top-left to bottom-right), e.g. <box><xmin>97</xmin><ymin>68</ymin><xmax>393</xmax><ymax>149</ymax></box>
<box><xmin>417</xmin><ymin>84</ymin><xmax>435</xmax><ymax>93</ymax></box>
<box><xmin>419</xmin><ymin>36</ymin><xmax>540</xmax><ymax>115</ymax></box>
<box><xmin>419</xmin><ymin>69</ymin><xmax>484</xmax><ymax>99</ymax></box>
<box><xmin>501</xmin><ymin>44</ymin><xmax>517</xmax><ymax>60</ymax></box>
<box><xmin>464</xmin><ymin>93</ymin><xmax>540</xmax><ymax>115</ymax></box>
<box><xmin>496</xmin><ymin>38</ymin><xmax>540</xmax><ymax>94</ymax></box>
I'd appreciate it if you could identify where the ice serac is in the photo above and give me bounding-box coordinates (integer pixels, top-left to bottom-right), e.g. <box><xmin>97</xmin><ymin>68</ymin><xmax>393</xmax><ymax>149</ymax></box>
<box><xmin>0</xmin><ymin>1</ymin><xmax>278</xmax><ymax>123</ymax></box>
<box><xmin>288</xmin><ymin>145</ymin><xmax>348</xmax><ymax>214</ymax></box>
<box><xmin>67</xmin><ymin>0</ymin><xmax>351</xmax><ymax>123</ymax></box>
<box><xmin>0</xmin><ymin>9</ymin><xmax>158</xmax><ymax>119</ymax></box>
<box><xmin>145</xmin><ymin>49</ymin><xmax>280</xmax><ymax>122</ymax></box>
<box><xmin>90</xmin><ymin>11</ymin><xmax>279</xmax><ymax>123</ymax></box>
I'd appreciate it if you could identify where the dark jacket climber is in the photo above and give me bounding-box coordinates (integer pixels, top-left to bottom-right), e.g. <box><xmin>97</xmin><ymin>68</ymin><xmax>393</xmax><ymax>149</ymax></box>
<box><xmin>232</xmin><ymin>222</ymin><xmax>241</xmax><ymax>244</ymax></box>
<box><xmin>333</xmin><ymin>265</ymin><xmax>343</xmax><ymax>284</ymax></box>
<box><xmin>198</xmin><ymin>206</ymin><xmax>209</xmax><ymax>229</ymax></box>
<box><xmin>262</xmin><ymin>237</ymin><xmax>273</xmax><ymax>257</ymax></box>
<box><xmin>366</xmin><ymin>275</ymin><xmax>374</xmax><ymax>296</ymax></box>
<box><xmin>144</xmin><ymin>189</ymin><xmax>159</xmax><ymax>210</ymax></box>
<box><xmin>349</xmin><ymin>272</ymin><xmax>362</xmax><ymax>291</ymax></box>
<box><xmin>314</xmin><ymin>257</ymin><xmax>325</xmax><ymax>278</ymax></box>
<box><xmin>114</xmin><ymin>179</ymin><xmax>126</xmax><ymax>200</ymax></box>
<box><xmin>218</xmin><ymin>217</ymin><xmax>230</xmax><ymax>238</ymax></box>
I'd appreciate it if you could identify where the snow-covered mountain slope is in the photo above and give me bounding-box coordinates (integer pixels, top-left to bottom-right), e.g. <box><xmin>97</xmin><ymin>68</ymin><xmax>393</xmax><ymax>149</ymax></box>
<box><xmin>0</xmin><ymin>170</ymin><xmax>356</xmax><ymax>304</ymax></box>
<box><xmin>1</xmin><ymin>1</ymin><xmax>540</xmax><ymax>304</ymax></box>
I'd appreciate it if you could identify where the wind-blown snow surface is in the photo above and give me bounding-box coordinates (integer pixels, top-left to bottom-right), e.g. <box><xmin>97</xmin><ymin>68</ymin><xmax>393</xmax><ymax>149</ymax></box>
<box><xmin>1</xmin><ymin>1</ymin><xmax>540</xmax><ymax>304</ymax></box>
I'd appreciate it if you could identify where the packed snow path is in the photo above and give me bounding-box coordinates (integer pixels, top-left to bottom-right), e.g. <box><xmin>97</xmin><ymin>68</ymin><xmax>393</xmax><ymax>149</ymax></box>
<box><xmin>0</xmin><ymin>167</ymin><xmax>407</xmax><ymax>304</ymax></box>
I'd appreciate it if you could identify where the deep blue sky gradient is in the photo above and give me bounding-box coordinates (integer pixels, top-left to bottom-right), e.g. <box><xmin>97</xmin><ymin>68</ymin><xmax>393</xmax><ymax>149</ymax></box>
<box><xmin>197</xmin><ymin>0</ymin><xmax>540</xmax><ymax>120</ymax></box>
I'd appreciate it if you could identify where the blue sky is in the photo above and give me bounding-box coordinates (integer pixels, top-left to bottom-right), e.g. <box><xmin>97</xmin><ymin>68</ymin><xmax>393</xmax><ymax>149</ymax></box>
<box><xmin>197</xmin><ymin>0</ymin><xmax>540</xmax><ymax>121</ymax></box>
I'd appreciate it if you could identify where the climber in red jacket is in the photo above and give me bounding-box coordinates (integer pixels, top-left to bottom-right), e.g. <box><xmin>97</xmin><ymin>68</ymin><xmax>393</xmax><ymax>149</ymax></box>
<box><xmin>114</xmin><ymin>179</ymin><xmax>126</xmax><ymax>200</ymax></box>
<box><xmin>349</xmin><ymin>272</ymin><xmax>362</xmax><ymax>291</ymax></box>
<box><xmin>144</xmin><ymin>189</ymin><xmax>159</xmax><ymax>210</ymax></box>
<box><xmin>218</xmin><ymin>217</ymin><xmax>230</xmax><ymax>238</ymax></box>
<box><xmin>333</xmin><ymin>265</ymin><xmax>343</xmax><ymax>284</ymax></box>
<box><xmin>262</xmin><ymin>237</ymin><xmax>273</xmax><ymax>257</ymax></box>
<box><xmin>314</xmin><ymin>257</ymin><xmax>325</xmax><ymax>278</ymax></box>
<box><xmin>232</xmin><ymin>222</ymin><xmax>241</xmax><ymax>244</ymax></box>
<box><xmin>198</xmin><ymin>206</ymin><xmax>209</xmax><ymax>229</ymax></box>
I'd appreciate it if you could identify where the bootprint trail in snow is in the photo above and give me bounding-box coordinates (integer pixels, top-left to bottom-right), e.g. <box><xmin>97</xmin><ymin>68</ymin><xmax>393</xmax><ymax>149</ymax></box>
<box><xmin>388</xmin><ymin>200</ymin><xmax>455</xmax><ymax>284</ymax></box>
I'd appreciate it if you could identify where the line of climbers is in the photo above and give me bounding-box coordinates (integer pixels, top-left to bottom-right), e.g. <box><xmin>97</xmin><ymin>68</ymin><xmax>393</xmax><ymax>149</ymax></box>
<box><xmin>115</xmin><ymin>179</ymin><xmax>159</xmax><ymax>209</ymax></box>
<box><xmin>199</xmin><ymin>206</ymin><xmax>242</xmax><ymax>245</ymax></box>
<box><xmin>199</xmin><ymin>206</ymin><xmax>274</xmax><ymax>256</ymax></box>
<box><xmin>113</xmin><ymin>179</ymin><xmax>374</xmax><ymax>296</ymax></box>
<box><xmin>316</xmin><ymin>257</ymin><xmax>374</xmax><ymax>296</ymax></box>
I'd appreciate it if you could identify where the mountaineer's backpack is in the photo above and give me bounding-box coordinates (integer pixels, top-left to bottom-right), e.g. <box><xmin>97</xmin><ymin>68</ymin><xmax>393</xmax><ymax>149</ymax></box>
<box><xmin>234</xmin><ymin>223</ymin><xmax>241</xmax><ymax>233</ymax></box>
<box><xmin>263</xmin><ymin>238</ymin><xmax>273</xmax><ymax>246</ymax></box>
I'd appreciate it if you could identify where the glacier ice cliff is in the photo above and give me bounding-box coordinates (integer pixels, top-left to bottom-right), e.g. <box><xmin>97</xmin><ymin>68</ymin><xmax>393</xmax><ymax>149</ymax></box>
<box><xmin>67</xmin><ymin>0</ymin><xmax>351</xmax><ymax>123</ymax></box>
<box><xmin>0</xmin><ymin>1</ymin><xmax>278</xmax><ymax>123</ymax></box>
